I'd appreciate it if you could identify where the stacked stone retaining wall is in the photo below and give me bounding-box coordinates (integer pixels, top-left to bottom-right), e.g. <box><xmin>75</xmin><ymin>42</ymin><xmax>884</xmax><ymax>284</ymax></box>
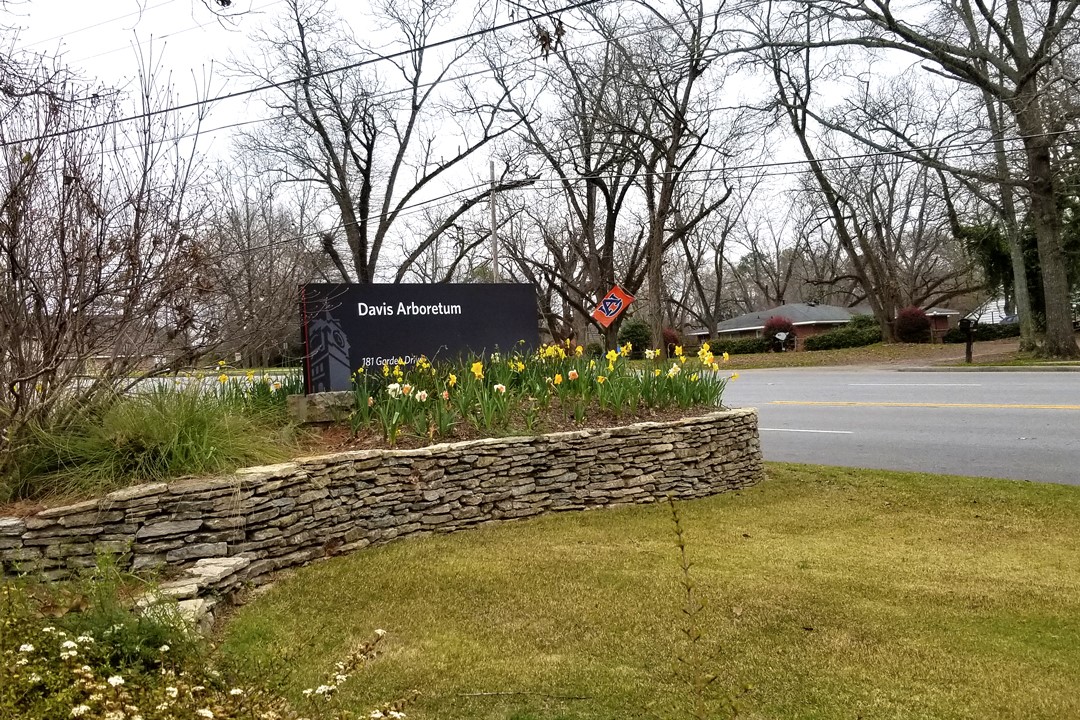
<box><xmin>1</xmin><ymin>409</ymin><xmax>762</xmax><ymax>600</ymax></box>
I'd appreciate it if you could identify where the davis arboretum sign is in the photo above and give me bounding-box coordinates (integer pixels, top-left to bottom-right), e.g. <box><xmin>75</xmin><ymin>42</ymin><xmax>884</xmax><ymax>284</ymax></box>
<box><xmin>300</xmin><ymin>283</ymin><xmax>539</xmax><ymax>393</ymax></box>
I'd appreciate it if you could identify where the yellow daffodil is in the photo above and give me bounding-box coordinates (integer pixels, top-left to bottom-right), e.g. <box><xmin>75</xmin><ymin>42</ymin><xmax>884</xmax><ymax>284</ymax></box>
<box><xmin>597</xmin><ymin>375</ymin><xmax>607</xmax><ymax>384</ymax></box>
<box><xmin>722</xmin><ymin>351</ymin><xmax>730</xmax><ymax>363</ymax></box>
<box><xmin>674</xmin><ymin>345</ymin><xmax>684</xmax><ymax>357</ymax></box>
<box><xmin>217</xmin><ymin>374</ymin><xmax>228</xmax><ymax>384</ymax></box>
<box><xmin>448</xmin><ymin>373</ymin><xmax>458</xmax><ymax>387</ymax></box>
<box><xmin>730</xmin><ymin>372</ymin><xmax>739</xmax><ymax>381</ymax></box>
<box><xmin>620</xmin><ymin>342</ymin><xmax>632</xmax><ymax>357</ymax></box>
<box><xmin>575</xmin><ymin>345</ymin><xmax>584</xmax><ymax>356</ymax></box>
<box><xmin>471</xmin><ymin>361</ymin><xmax>484</xmax><ymax>379</ymax></box>
<box><xmin>554</xmin><ymin>373</ymin><xmax>563</xmax><ymax>385</ymax></box>
<box><xmin>606</xmin><ymin>349</ymin><xmax>618</xmax><ymax>363</ymax></box>
<box><xmin>654</xmin><ymin>368</ymin><xmax>662</xmax><ymax>377</ymax></box>
<box><xmin>382</xmin><ymin>364</ymin><xmax>390</xmax><ymax>377</ymax></box>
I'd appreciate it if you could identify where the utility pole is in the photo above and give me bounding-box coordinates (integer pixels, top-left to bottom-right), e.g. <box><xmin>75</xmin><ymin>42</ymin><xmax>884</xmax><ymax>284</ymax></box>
<box><xmin>489</xmin><ymin>159</ymin><xmax>499</xmax><ymax>283</ymax></box>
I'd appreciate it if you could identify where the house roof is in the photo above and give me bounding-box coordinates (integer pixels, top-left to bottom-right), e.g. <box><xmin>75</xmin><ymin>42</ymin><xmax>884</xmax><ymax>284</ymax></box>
<box><xmin>697</xmin><ymin>303</ymin><xmax>858</xmax><ymax>335</ymax></box>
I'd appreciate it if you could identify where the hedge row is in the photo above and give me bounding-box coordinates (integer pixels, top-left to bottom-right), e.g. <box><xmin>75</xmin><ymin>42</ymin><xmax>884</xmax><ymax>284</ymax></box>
<box><xmin>943</xmin><ymin>322</ymin><xmax>1021</xmax><ymax>343</ymax></box>
<box><xmin>709</xmin><ymin>337</ymin><xmax>772</xmax><ymax>355</ymax></box>
<box><xmin>803</xmin><ymin>324</ymin><xmax>883</xmax><ymax>351</ymax></box>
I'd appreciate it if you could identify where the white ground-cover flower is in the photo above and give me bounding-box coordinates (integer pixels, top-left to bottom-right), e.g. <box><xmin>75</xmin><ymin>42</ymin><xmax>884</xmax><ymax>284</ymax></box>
<box><xmin>159</xmin><ymin>644</ymin><xmax>170</xmax><ymax>653</ymax></box>
<box><xmin>388</xmin><ymin>712</ymin><xmax>406</xmax><ymax>719</ymax></box>
<box><xmin>230</xmin><ymin>688</ymin><xmax>244</xmax><ymax>696</ymax></box>
<box><xmin>19</xmin><ymin>643</ymin><xmax>34</xmax><ymax>652</ymax></box>
<box><xmin>165</xmin><ymin>687</ymin><xmax>178</xmax><ymax>699</ymax></box>
<box><xmin>107</xmin><ymin>675</ymin><xmax>125</xmax><ymax>687</ymax></box>
<box><xmin>76</xmin><ymin>635</ymin><xmax>94</xmax><ymax>643</ymax></box>
<box><xmin>28</xmin><ymin>673</ymin><xmax>42</xmax><ymax>683</ymax></box>
<box><xmin>375</xmin><ymin>628</ymin><xmax>387</xmax><ymax>637</ymax></box>
<box><xmin>61</xmin><ymin>640</ymin><xmax>77</xmax><ymax>649</ymax></box>
<box><xmin>196</xmin><ymin>710</ymin><xmax>214</xmax><ymax>719</ymax></box>
<box><xmin>70</xmin><ymin>706</ymin><xmax>91</xmax><ymax>717</ymax></box>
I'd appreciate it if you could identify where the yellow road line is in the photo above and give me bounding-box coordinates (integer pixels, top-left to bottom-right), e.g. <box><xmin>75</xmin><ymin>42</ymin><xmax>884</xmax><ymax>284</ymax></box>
<box><xmin>771</xmin><ymin>401</ymin><xmax>1080</xmax><ymax>410</ymax></box>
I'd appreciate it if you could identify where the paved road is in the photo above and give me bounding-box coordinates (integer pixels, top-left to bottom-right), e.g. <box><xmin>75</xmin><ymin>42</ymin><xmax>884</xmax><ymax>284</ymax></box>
<box><xmin>724</xmin><ymin>367</ymin><xmax>1080</xmax><ymax>484</ymax></box>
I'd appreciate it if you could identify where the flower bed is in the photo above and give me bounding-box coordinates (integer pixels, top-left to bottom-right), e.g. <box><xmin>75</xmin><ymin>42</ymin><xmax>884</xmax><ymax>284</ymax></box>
<box><xmin>338</xmin><ymin>341</ymin><xmax>738</xmax><ymax>444</ymax></box>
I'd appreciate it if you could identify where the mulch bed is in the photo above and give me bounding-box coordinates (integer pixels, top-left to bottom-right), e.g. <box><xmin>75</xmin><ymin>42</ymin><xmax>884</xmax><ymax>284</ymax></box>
<box><xmin>298</xmin><ymin>404</ymin><xmax>721</xmax><ymax>455</ymax></box>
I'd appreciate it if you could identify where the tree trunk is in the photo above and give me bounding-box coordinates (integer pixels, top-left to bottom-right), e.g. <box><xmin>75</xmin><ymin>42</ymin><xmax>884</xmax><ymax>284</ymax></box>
<box><xmin>1015</xmin><ymin>109</ymin><xmax>1079</xmax><ymax>357</ymax></box>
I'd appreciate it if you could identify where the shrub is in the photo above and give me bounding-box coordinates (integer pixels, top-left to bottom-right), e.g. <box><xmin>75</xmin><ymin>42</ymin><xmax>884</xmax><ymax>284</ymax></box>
<box><xmin>762</xmin><ymin>316</ymin><xmax>796</xmax><ymax>351</ymax></box>
<box><xmin>585</xmin><ymin>342</ymin><xmax>604</xmax><ymax>358</ymax></box>
<box><xmin>804</xmin><ymin>316</ymin><xmax>882</xmax><ymax>351</ymax></box>
<box><xmin>895</xmin><ymin>306</ymin><xmax>932</xmax><ymax>343</ymax></box>
<box><xmin>618</xmin><ymin>319</ymin><xmax>652</xmax><ymax>358</ymax></box>
<box><xmin>1</xmin><ymin>565</ymin><xmax>401</xmax><ymax>720</ymax></box>
<box><xmin>711</xmin><ymin>337</ymin><xmax>771</xmax><ymax>355</ymax></box>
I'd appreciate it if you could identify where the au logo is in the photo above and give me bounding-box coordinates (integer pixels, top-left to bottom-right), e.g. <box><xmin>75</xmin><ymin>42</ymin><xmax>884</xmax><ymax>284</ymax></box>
<box><xmin>599</xmin><ymin>293</ymin><xmax>623</xmax><ymax>318</ymax></box>
<box><xmin>590</xmin><ymin>285</ymin><xmax>634</xmax><ymax>328</ymax></box>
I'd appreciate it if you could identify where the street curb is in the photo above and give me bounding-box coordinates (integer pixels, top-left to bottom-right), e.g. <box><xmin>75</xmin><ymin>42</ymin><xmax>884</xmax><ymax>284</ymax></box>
<box><xmin>897</xmin><ymin>365</ymin><xmax>1080</xmax><ymax>372</ymax></box>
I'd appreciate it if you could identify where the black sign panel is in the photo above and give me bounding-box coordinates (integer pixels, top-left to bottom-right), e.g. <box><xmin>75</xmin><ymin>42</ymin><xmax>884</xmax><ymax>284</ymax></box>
<box><xmin>300</xmin><ymin>283</ymin><xmax>539</xmax><ymax>393</ymax></box>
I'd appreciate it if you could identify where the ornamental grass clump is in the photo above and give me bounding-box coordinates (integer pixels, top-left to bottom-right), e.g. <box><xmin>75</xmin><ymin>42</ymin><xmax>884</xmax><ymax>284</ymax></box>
<box><xmin>348</xmin><ymin>341</ymin><xmax>736</xmax><ymax>445</ymax></box>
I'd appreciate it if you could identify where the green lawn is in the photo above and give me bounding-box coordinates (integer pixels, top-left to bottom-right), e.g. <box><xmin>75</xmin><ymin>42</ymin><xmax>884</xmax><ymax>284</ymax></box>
<box><xmin>219</xmin><ymin>464</ymin><xmax>1080</xmax><ymax>720</ymax></box>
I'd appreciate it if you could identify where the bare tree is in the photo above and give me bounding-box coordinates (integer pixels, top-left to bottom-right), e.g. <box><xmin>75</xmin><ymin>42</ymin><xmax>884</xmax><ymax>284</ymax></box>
<box><xmin>194</xmin><ymin>162</ymin><xmax>329</xmax><ymax>366</ymax></box>
<box><xmin>599</xmin><ymin>0</ymin><xmax>751</xmax><ymax>357</ymax></box>
<box><xmin>234</xmin><ymin>0</ymin><xmax>531</xmax><ymax>284</ymax></box>
<box><xmin>487</xmin><ymin>20</ymin><xmax>651</xmax><ymax>349</ymax></box>
<box><xmin>756</xmin><ymin>0</ymin><xmax>1080</xmax><ymax>356</ymax></box>
<box><xmin>0</xmin><ymin>53</ymin><xmax>212</xmax><ymax>482</ymax></box>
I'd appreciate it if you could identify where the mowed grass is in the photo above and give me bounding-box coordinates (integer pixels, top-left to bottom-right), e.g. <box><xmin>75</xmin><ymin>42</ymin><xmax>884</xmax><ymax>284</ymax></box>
<box><xmin>719</xmin><ymin>339</ymin><xmax>1021</xmax><ymax>369</ymax></box>
<box><xmin>219</xmin><ymin>464</ymin><xmax>1080</xmax><ymax>720</ymax></box>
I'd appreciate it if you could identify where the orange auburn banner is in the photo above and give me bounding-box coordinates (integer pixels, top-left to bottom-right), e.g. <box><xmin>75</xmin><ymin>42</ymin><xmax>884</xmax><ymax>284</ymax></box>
<box><xmin>591</xmin><ymin>285</ymin><xmax>635</xmax><ymax>328</ymax></box>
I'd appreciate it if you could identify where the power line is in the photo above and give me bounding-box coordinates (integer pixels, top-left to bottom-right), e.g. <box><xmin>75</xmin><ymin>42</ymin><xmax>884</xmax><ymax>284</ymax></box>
<box><xmin>68</xmin><ymin>0</ymin><xmax>286</xmax><ymax>65</ymax></box>
<box><xmin>1</xmin><ymin>0</ymin><xmax>607</xmax><ymax>148</ymax></box>
<box><xmin>21</xmin><ymin>0</ymin><xmax>184</xmax><ymax>49</ymax></box>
